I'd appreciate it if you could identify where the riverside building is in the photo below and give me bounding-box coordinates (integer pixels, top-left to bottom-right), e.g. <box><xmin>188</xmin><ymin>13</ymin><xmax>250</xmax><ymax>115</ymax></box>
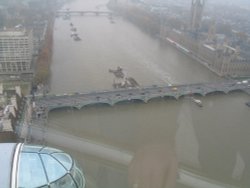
<box><xmin>0</xmin><ymin>29</ymin><xmax>33</xmax><ymax>74</ymax></box>
<box><xmin>165</xmin><ymin>28</ymin><xmax>250</xmax><ymax>77</ymax></box>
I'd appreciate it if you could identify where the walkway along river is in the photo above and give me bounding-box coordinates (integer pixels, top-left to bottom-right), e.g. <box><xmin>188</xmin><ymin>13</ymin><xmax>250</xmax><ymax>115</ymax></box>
<box><xmin>32</xmin><ymin>0</ymin><xmax>250</xmax><ymax>187</ymax></box>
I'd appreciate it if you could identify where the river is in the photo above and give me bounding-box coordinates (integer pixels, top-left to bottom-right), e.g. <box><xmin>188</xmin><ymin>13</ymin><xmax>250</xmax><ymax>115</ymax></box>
<box><xmin>45</xmin><ymin>0</ymin><xmax>250</xmax><ymax>187</ymax></box>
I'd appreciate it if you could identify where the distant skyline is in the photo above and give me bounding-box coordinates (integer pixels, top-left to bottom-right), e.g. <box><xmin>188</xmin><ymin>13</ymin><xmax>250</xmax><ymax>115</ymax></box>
<box><xmin>208</xmin><ymin>0</ymin><xmax>250</xmax><ymax>5</ymax></box>
<box><xmin>142</xmin><ymin>0</ymin><xmax>250</xmax><ymax>6</ymax></box>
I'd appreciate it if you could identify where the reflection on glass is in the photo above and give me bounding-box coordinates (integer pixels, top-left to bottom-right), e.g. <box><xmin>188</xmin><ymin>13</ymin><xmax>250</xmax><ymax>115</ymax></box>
<box><xmin>128</xmin><ymin>143</ymin><xmax>178</xmax><ymax>188</ymax></box>
<box><xmin>41</xmin><ymin>154</ymin><xmax>67</xmax><ymax>182</ymax></box>
<box><xmin>18</xmin><ymin>153</ymin><xmax>47</xmax><ymax>188</ymax></box>
<box><xmin>71</xmin><ymin>163</ymin><xmax>84</xmax><ymax>188</ymax></box>
<box><xmin>52</xmin><ymin>152</ymin><xmax>73</xmax><ymax>171</ymax></box>
<box><xmin>22</xmin><ymin>145</ymin><xmax>42</xmax><ymax>153</ymax></box>
<box><xmin>50</xmin><ymin>174</ymin><xmax>77</xmax><ymax>188</ymax></box>
<box><xmin>41</xmin><ymin>147</ymin><xmax>62</xmax><ymax>154</ymax></box>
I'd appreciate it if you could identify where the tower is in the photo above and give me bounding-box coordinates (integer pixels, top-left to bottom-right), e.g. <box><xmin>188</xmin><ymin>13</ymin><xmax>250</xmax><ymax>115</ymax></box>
<box><xmin>190</xmin><ymin>0</ymin><xmax>205</xmax><ymax>32</ymax></box>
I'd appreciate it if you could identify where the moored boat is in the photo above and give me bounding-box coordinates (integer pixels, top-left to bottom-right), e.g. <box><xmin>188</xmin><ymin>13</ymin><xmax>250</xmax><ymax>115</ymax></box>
<box><xmin>73</xmin><ymin>35</ymin><xmax>81</xmax><ymax>41</ymax></box>
<box><xmin>191</xmin><ymin>97</ymin><xmax>203</xmax><ymax>107</ymax></box>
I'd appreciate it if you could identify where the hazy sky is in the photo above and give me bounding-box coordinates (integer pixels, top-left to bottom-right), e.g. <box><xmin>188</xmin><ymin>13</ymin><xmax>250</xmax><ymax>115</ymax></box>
<box><xmin>208</xmin><ymin>0</ymin><xmax>250</xmax><ymax>5</ymax></box>
<box><xmin>145</xmin><ymin>0</ymin><xmax>250</xmax><ymax>6</ymax></box>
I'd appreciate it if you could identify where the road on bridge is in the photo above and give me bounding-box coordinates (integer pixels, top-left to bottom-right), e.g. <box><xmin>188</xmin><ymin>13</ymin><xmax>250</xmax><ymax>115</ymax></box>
<box><xmin>32</xmin><ymin>80</ymin><xmax>250</xmax><ymax>112</ymax></box>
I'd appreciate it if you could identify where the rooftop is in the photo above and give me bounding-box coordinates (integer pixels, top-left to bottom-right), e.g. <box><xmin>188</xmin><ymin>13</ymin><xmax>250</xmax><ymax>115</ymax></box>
<box><xmin>0</xmin><ymin>29</ymin><xmax>28</xmax><ymax>37</ymax></box>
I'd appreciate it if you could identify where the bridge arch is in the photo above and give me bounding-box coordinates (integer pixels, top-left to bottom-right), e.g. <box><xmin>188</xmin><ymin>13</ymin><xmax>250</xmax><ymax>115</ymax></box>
<box><xmin>81</xmin><ymin>102</ymin><xmax>112</xmax><ymax>109</ymax></box>
<box><xmin>49</xmin><ymin>106</ymin><xmax>79</xmax><ymax>112</ymax></box>
<box><xmin>178</xmin><ymin>92</ymin><xmax>205</xmax><ymax>100</ymax></box>
<box><xmin>190</xmin><ymin>92</ymin><xmax>204</xmax><ymax>97</ymax></box>
<box><xmin>146</xmin><ymin>96</ymin><xmax>165</xmax><ymax>103</ymax></box>
<box><xmin>226</xmin><ymin>88</ymin><xmax>246</xmax><ymax>94</ymax></box>
<box><xmin>204</xmin><ymin>90</ymin><xmax>226</xmax><ymax>96</ymax></box>
<box><xmin>160</xmin><ymin>93</ymin><xmax>180</xmax><ymax>99</ymax></box>
<box><xmin>113</xmin><ymin>98</ymin><xmax>145</xmax><ymax>106</ymax></box>
<box><xmin>47</xmin><ymin>102</ymin><xmax>113</xmax><ymax>111</ymax></box>
<box><xmin>162</xmin><ymin>95</ymin><xmax>178</xmax><ymax>101</ymax></box>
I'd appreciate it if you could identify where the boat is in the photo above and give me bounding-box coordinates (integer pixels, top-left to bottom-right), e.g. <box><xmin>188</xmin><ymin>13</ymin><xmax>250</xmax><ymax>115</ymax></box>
<box><xmin>70</xmin><ymin>32</ymin><xmax>78</xmax><ymax>37</ymax></box>
<box><xmin>63</xmin><ymin>14</ymin><xmax>71</xmax><ymax>20</ymax></box>
<box><xmin>71</xmin><ymin>27</ymin><xmax>77</xmax><ymax>32</ymax></box>
<box><xmin>73</xmin><ymin>35</ymin><xmax>81</xmax><ymax>41</ymax></box>
<box><xmin>246</xmin><ymin>102</ymin><xmax>250</xmax><ymax>107</ymax></box>
<box><xmin>191</xmin><ymin>97</ymin><xmax>203</xmax><ymax>107</ymax></box>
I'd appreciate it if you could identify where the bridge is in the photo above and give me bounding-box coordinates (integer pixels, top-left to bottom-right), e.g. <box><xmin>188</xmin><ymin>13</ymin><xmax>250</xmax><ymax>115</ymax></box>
<box><xmin>32</xmin><ymin>80</ymin><xmax>250</xmax><ymax>115</ymax></box>
<box><xmin>17</xmin><ymin>80</ymin><xmax>250</xmax><ymax>142</ymax></box>
<box><xmin>56</xmin><ymin>10</ymin><xmax>113</xmax><ymax>17</ymax></box>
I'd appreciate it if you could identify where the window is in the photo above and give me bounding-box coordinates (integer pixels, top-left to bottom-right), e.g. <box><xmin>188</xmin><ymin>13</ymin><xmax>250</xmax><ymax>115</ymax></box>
<box><xmin>1</xmin><ymin>0</ymin><xmax>250</xmax><ymax>188</ymax></box>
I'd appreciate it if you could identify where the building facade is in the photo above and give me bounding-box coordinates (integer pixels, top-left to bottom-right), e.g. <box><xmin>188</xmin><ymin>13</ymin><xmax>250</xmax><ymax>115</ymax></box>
<box><xmin>213</xmin><ymin>45</ymin><xmax>250</xmax><ymax>77</ymax></box>
<box><xmin>0</xmin><ymin>29</ymin><xmax>33</xmax><ymax>74</ymax></box>
<box><xmin>165</xmin><ymin>28</ymin><xmax>250</xmax><ymax>77</ymax></box>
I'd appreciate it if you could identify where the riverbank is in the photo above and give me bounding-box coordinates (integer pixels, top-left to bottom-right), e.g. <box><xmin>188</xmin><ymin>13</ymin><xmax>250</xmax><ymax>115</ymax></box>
<box><xmin>107</xmin><ymin>2</ymin><xmax>233</xmax><ymax>80</ymax></box>
<box><xmin>34</xmin><ymin>19</ymin><xmax>54</xmax><ymax>86</ymax></box>
<box><xmin>160</xmin><ymin>36</ymin><xmax>223</xmax><ymax>78</ymax></box>
<box><xmin>33</xmin><ymin>0</ymin><xmax>75</xmax><ymax>87</ymax></box>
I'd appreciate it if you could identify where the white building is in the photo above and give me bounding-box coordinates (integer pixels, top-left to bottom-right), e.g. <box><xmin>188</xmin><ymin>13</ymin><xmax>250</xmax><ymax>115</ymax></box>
<box><xmin>0</xmin><ymin>29</ymin><xmax>33</xmax><ymax>73</ymax></box>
